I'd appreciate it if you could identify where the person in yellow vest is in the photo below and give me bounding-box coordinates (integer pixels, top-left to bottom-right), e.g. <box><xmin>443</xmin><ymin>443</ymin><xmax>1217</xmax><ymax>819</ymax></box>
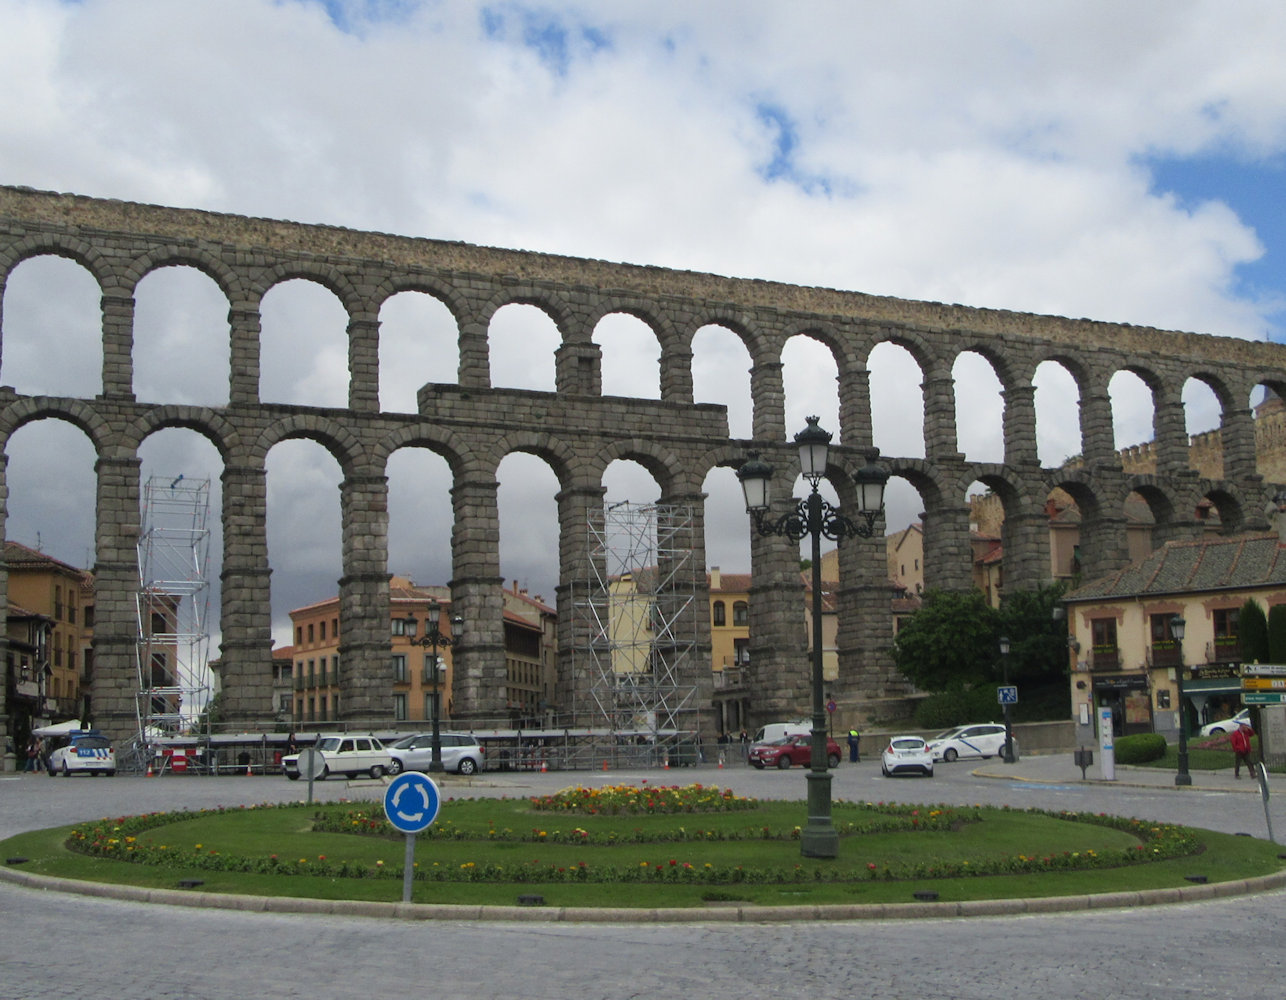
<box><xmin>847</xmin><ymin>727</ymin><xmax>861</xmax><ymax>763</ymax></box>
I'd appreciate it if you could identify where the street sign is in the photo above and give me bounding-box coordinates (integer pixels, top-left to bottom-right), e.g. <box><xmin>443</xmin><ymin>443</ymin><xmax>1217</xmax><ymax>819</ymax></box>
<box><xmin>1242</xmin><ymin>664</ymin><xmax>1286</xmax><ymax>676</ymax></box>
<box><xmin>383</xmin><ymin>772</ymin><xmax>441</xmax><ymax>834</ymax></box>
<box><xmin>1241</xmin><ymin>692</ymin><xmax>1286</xmax><ymax>705</ymax></box>
<box><xmin>296</xmin><ymin>747</ymin><xmax>325</xmax><ymax>780</ymax></box>
<box><xmin>1242</xmin><ymin>677</ymin><xmax>1286</xmax><ymax>690</ymax></box>
<box><xmin>997</xmin><ymin>685</ymin><xmax>1018</xmax><ymax>705</ymax></box>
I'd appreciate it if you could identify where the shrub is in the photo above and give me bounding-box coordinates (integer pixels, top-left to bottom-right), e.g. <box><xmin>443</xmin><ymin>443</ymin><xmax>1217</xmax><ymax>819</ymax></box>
<box><xmin>1114</xmin><ymin>733</ymin><xmax>1166</xmax><ymax>764</ymax></box>
<box><xmin>914</xmin><ymin>685</ymin><xmax>1004</xmax><ymax>729</ymax></box>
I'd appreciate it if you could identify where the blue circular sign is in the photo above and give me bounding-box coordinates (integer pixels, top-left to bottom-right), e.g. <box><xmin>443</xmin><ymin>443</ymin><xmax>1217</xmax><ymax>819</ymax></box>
<box><xmin>382</xmin><ymin>772</ymin><xmax>441</xmax><ymax>834</ymax></box>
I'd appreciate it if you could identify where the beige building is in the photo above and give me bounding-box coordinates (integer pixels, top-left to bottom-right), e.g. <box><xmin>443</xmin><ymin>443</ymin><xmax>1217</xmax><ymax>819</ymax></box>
<box><xmin>287</xmin><ymin>577</ymin><xmax>556</xmax><ymax>728</ymax></box>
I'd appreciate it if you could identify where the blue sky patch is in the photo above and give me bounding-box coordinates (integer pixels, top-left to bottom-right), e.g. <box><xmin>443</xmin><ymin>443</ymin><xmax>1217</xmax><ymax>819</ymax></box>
<box><xmin>481</xmin><ymin>4</ymin><xmax>612</xmax><ymax>77</ymax></box>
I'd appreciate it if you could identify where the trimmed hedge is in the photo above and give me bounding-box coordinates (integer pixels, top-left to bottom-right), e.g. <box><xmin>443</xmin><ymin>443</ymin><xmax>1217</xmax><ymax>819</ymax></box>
<box><xmin>1114</xmin><ymin>732</ymin><xmax>1167</xmax><ymax>764</ymax></box>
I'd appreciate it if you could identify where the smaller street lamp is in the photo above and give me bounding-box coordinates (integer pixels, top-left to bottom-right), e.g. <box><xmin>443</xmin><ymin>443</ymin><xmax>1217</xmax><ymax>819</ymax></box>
<box><xmin>400</xmin><ymin>601</ymin><xmax>463</xmax><ymax>773</ymax></box>
<box><xmin>1170</xmin><ymin>615</ymin><xmax>1191</xmax><ymax>787</ymax></box>
<box><xmin>998</xmin><ymin>635</ymin><xmax>1015</xmax><ymax>763</ymax></box>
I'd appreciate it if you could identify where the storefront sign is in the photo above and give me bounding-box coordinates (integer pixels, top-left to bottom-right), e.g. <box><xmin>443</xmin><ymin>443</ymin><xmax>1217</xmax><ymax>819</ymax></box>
<box><xmin>1192</xmin><ymin>664</ymin><xmax>1240</xmax><ymax>680</ymax></box>
<box><xmin>1092</xmin><ymin>674</ymin><xmax>1147</xmax><ymax>691</ymax></box>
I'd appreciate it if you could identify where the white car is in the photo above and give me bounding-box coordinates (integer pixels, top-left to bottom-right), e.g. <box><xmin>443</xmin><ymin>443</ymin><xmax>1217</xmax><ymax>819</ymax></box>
<box><xmin>281</xmin><ymin>735</ymin><xmax>391</xmax><ymax>780</ymax></box>
<box><xmin>927</xmin><ymin>723</ymin><xmax>1015</xmax><ymax>762</ymax></box>
<box><xmin>881</xmin><ymin>735</ymin><xmax>934</xmax><ymax>777</ymax></box>
<box><xmin>386</xmin><ymin>733</ymin><xmax>486</xmax><ymax>775</ymax></box>
<box><xmin>1198</xmin><ymin>709</ymin><xmax>1252</xmax><ymax>738</ymax></box>
<box><xmin>48</xmin><ymin>730</ymin><xmax>116</xmax><ymax>777</ymax></box>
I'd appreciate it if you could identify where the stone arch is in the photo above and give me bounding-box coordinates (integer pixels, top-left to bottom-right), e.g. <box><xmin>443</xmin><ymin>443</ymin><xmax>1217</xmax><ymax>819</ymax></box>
<box><xmin>124</xmin><ymin>247</ymin><xmax>244</xmax><ymax>305</ymax></box>
<box><xmin>120</xmin><ymin>407</ymin><xmax>240</xmax><ymax>464</ymax></box>
<box><xmin>0</xmin><ymin>234</ymin><xmax>113</xmax><ymax>288</ymax></box>
<box><xmin>0</xmin><ymin>398</ymin><xmax>112</xmax><ymax>454</ymax></box>
<box><xmin>251</xmin><ymin>415</ymin><xmax>367</xmax><ymax>474</ymax></box>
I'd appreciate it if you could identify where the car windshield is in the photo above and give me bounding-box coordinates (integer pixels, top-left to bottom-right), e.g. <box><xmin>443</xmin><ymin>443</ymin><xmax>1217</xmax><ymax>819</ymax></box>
<box><xmin>933</xmin><ymin>728</ymin><xmax>963</xmax><ymax>741</ymax></box>
<box><xmin>891</xmin><ymin>738</ymin><xmax>925</xmax><ymax>750</ymax></box>
<box><xmin>391</xmin><ymin>736</ymin><xmax>420</xmax><ymax>749</ymax></box>
<box><xmin>74</xmin><ymin>736</ymin><xmax>111</xmax><ymax>750</ymax></box>
<box><xmin>318</xmin><ymin>737</ymin><xmax>343</xmax><ymax>751</ymax></box>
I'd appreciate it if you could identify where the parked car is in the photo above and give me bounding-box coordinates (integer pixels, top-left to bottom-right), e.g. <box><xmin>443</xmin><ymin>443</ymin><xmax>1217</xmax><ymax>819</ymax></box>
<box><xmin>881</xmin><ymin>735</ymin><xmax>934</xmax><ymax>777</ymax></box>
<box><xmin>747</xmin><ymin>734</ymin><xmax>842</xmax><ymax>769</ymax></box>
<box><xmin>386</xmin><ymin>733</ymin><xmax>486</xmax><ymax>775</ymax></box>
<box><xmin>281</xmin><ymin>735</ymin><xmax>391</xmax><ymax>780</ymax></box>
<box><xmin>927</xmin><ymin>723</ymin><xmax>1015</xmax><ymax>762</ymax></box>
<box><xmin>48</xmin><ymin>729</ymin><xmax>116</xmax><ymax>777</ymax></box>
<box><xmin>1198</xmin><ymin>709</ymin><xmax>1253</xmax><ymax>738</ymax></box>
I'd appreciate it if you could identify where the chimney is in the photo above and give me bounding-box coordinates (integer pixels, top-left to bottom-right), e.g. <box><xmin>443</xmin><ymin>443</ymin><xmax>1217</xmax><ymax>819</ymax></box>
<box><xmin>710</xmin><ymin>566</ymin><xmax>721</xmax><ymax>589</ymax></box>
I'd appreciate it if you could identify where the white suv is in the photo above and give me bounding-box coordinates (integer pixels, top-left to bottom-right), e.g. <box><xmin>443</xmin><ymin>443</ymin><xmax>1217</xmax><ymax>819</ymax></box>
<box><xmin>282</xmin><ymin>735</ymin><xmax>392</xmax><ymax>780</ymax></box>
<box><xmin>48</xmin><ymin>730</ymin><xmax>116</xmax><ymax>777</ymax></box>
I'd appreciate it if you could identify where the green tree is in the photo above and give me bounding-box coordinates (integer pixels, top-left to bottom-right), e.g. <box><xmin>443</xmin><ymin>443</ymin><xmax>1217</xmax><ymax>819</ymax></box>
<box><xmin>996</xmin><ymin>582</ymin><xmax>1069</xmax><ymax>687</ymax></box>
<box><xmin>892</xmin><ymin>589</ymin><xmax>1000</xmax><ymax>691</ymax></box>
<box><xmin>1269</xmin><ymin>604</ymin><xmax>1286</xmax><ymax>663</ymax></box>
<box><xmin>1239</xmin><ymin>599</ymin><xmax>1269</xmax><ymax>664</ymax></box>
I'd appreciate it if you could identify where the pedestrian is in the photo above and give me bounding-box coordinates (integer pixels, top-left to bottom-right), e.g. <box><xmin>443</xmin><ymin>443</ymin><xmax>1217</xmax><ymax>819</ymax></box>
<box><xmin>739</xmin><ymin>729</ymin><xmax>750</xmax><ymax>764</ymax></box>
<box><xmin>847</xmin><ymin>727</ymin><xmax>861</xmax><ymax>763</ymax></box>
<box><xmin>1230</xmin><ymin>722</ymin><xmax>1254</xmax><ymax>778</ymax></box>
<box><xmin>24</xmin><ymin>735</ymin><xmax>42</xmax><ymax>773</ymax></box>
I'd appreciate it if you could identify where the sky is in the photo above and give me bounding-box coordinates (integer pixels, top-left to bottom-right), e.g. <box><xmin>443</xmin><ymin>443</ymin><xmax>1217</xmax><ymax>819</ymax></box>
<box><xmin>2</xmin><ymin>0</ymin><xmax>1286</xmax><ymax>654</ymax></box>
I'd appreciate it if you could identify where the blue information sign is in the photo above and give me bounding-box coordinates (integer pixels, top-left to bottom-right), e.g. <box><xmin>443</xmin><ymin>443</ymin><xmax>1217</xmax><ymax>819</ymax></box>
<box><xmin>997</xmin><ymin>685</ymin><xmax>1018</xmax><ymax>705</ymax></box>
<box><xmin>383</xmin><ymin>772</ymin><xmax>441</xmax><ymax>834</ymax></box>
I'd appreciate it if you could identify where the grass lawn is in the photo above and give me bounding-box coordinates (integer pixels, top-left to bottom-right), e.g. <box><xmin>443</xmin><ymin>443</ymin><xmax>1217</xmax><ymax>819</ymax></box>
<box><xmin>3</xmin><ymin>788</ymin><xmax>1283</xmax><ymax>909</ymax></box>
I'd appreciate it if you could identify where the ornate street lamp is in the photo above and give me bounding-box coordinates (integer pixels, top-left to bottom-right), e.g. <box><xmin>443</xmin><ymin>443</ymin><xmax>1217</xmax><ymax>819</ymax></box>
<box><xmin>401</xmin><ymin>601</ymin><xmax>463</xmax><ymax>773</ymax></box>
<box><xmin>998</xmin><ymin>635</ymin><xmax>1015</xmax><ymax>763</ymax></box>
<box><xmin>1171</xmin><ymin>615</ymin><xmax>1191</xmax><ymax>786</ymax></box>
<box><xmin>737</xmin><ymin>416</ymin><xmax>889</xmax><ymax>859</ymax></box>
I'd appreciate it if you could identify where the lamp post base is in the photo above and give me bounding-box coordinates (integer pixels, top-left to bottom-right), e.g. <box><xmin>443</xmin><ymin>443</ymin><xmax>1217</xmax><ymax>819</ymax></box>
<box><xmin>800</xmin><ymin>770</ymin><xmax>839</xmax><ymax>859</ymax></box>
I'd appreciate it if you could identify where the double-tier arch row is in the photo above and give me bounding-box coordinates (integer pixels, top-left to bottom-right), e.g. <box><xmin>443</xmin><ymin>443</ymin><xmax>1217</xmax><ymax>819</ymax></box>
<box><xmin>2</xmin><ymin>186</ymin><xmax>1284</xmax><ymax>738</ymax></box>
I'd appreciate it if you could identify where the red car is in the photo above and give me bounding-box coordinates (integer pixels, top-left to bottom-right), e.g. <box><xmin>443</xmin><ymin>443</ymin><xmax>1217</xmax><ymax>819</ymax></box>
<box><xmin>748</xmin><ymin>734</ymin><xmax>843</xmax><ymax>770</ymax></box>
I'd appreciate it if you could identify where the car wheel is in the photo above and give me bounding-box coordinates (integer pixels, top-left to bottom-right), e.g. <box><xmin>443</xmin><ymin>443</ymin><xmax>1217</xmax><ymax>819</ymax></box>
<box><xmin>386</xmin><ymin>758</ymin><xmax>404</xmax><ymax>775</ymax></box>
<box><xmin>751</xmin><ymin>761</ymin><xmax>764</xmax><ymax>769</ymax></box>
<box><xmin>1209</xmin><ymin>726</ymin><xmax>1225</xmax><ymax>735</ymax></box>
<box><xmin>943</xmin><ymin>748</ymin><xmax>958</xmax><ymax>762</ymax></box>
<box><xmin>62</xmin><ymin>763</ymin><xmax>71</xmax><ymax>777</ymax></box>
<box><xmin>317</xmin><ymin>766</ymin><xmax>329</xmax><ymax>781</ymax></box>
<box><xmin>926</xmin><ymin>768</ymin><xmax>934</xmax><ymax>777</ymax></box>
<box><xmin>458</xmin><ymin>758</ymin><xmax>478</xmax><ymax>776</ymax></box>
<box><xmin>106</xmin><ymin>769</ymin><xmax>115</xmax><ymax>777</ymax></box>
<box><xmin>827</xmin><ymin>753</ymin><xmax>841</xmax><ymax>768</ymax></box>
<box><xmin>776</xmin><ymin>756</ymin><xmax>791</xmax><ymax>770</ymax></box>
<box><xmin>286</xmin><ymin>772</ymin><xmax>300</xmax><ymax>781</ymax></box>
<box><xmin>370</xmin><ymin>765</ymin><xmax>385</xmax><ymax>779</ymax></box>
<box><xmin>881</xmin><ymin>764</ymin><xmax>890</xmax><ymax>777</ymax></box>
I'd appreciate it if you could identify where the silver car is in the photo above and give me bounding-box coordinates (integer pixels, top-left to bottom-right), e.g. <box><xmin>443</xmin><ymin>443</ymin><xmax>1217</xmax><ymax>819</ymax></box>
<box><xmin>387</xmin><ymin>733</ymin><xmax>486</xmax><ymax>775</ymax></box>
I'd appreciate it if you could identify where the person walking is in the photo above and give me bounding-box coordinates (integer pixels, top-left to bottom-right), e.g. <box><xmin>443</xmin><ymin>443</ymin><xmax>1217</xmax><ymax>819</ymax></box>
<box><xmin>1230</xmin><ymin>722</ymin><xmax>1254</xmax><ymax>778</ymax></box>
<box><xmin>847</xmin><ymin>727</ymin><xmax>861</xmax><ymax>763</ymax></box>
<box><xmin>24</xmin><ymin>735</ymin><xmax>43</xmax><ymax>773</ymax></box>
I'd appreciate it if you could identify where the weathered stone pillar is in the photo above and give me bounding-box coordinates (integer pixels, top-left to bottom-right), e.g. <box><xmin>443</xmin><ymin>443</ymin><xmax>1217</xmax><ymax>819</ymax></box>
<box><xmin>750</xmin><ymin>358</ymin><xmax>786</xmax><ymax>442</ymax></box>
<box><xmin>449</xmin><ymin>475</ymin><xmax>505</xmax><ymax>720</ymax></box>
<box><xmin>923</xmin><ymin>369</ymin><xmax>963</xmax><ymax>462</ymax></box>
<box><xmin>660</xmin><ymin>346</ymin><xmax>693</xmax><ymax>405</ymax></box>
<box><xmin>337</xmin><ymin>473</ymin><xmax>390</xmax><ymax>722</ymax></box>
<box><xmin>218</xmin><ymin>464</ymin><xmax>275</xmax><ymax>723</ymax></box>
<box><xmin>1003</xmin><ymin>384</ymin><xmax>1039</xmax><ymax>468</ymax></box>
<box><xmin>1079</xmin><ymin>387</ymin><xmax>1118</xmax><ymax>468</ymax></box>
<box><xmin>347</xmin><ymin>314</ymin><xmax>380</xmax><ymax>413</ymax></box>
<box><xmin>101</xmin><ymin>292</ymin><xmax>135</xmax><ymax>400</ymax></box>
<box><xmin>555</xmin><ymin>340</ymin><xmax>601</xmax><ymax>396</ymax></box>
<box><xmin>1154</xmin><ymin>394</ymin><xmax>1190</xmax><ymax>476</ymax></box>
<box><xmin>747</xmin><ymin>494</ymin><xmax>808</xmax><ymax>725</ymax></box>
<box><xmin>921</xmin><ymin>499</ymin><xmax>973</xmax><ymax>591</ymax></box>
<box><xmin>835</xmin><ymin>505</ymin><xmax>902</xmax><ymax>698</ymax></box>
<box><xmin>457</xmin><ymin>299</ymin><xmax>491</xmax><ymax>389</ymax></box>
<box><xmin>554</xmin><ymin>483</ymin><xmax>607</xmax><ymax>721</ymax></box>
<box><xmin>228</xmin><ymin>303</ymin><xmax>262</xmax><ymax>406</ymax></box>
<box><xmin>1002</xmin><ymin>503</ymin><xmax>1050</xmax><ymax>593</ymax></box>
<box><xmin>89</xmin><ymin>453</ymin><xmax>141</xmax><ymax>742</ymax></box>
<box><xmin>0</xmin><ymin>453</ymin><xmax>10</xmax><ymax>742</ymax></box>
<box><xmin>839</xmin><ymin>367</ymin><xmax>873</xmax><ymax>449</ymax></box>
<box><xmin>1220</xmin><ymin>405</ymin><xmax>1257</xmax><ymax>483</ymax></box>
<box><xmin>1077</xmin><ymin>510</ymin><xmax>1130</xmax><ymax>580</ymax></box>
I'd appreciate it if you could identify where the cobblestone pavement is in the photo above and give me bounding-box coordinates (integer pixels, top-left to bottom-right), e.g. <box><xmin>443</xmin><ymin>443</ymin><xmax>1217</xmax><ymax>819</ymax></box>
<box><xmin>2</xmin><ymin>758</ymin><xmax>1284</xmax><ymax>999</ymax></box>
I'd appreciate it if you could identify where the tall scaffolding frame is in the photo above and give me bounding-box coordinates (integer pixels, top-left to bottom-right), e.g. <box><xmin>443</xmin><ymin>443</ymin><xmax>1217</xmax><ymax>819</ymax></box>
<box><xmin>134</xmin><ymin>475</ymin><xmax>214</xmax><ymax>749</ymax></box>
<box><xmin>571</xmin><ymin>501</ymin><xmax>700</xmax><ymax>737</ymax></box>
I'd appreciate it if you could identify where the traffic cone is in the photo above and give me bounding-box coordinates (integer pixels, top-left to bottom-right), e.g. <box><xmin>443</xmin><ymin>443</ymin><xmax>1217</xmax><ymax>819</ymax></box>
<box><xmin>663</xmin><ymin>755</ymin><xmax>670</xmax><ymax>770</ymax></box>
<box><xmin>145</xmin><ymin>763</ymin><xmax>154</xmax><ymax>777</ymax></box>
<box><xmin>601</xmin><ymin>759</ymin><xmax>608</xmax><ymax>771</ymax></box>
<box><xmin>540</xmin><ymin>758</ymin><xmax>547</xmax><ymax>772</ymax></box>
<box><xmin>245</xmin><ymin>762</ymin><xmax>253</xmax><ymax>777</ymax></box>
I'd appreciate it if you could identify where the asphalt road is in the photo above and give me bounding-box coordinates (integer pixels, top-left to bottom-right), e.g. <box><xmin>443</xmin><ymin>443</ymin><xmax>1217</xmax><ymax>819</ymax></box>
<box><xmin>2</xmin><ymin>758</ymin><xmax>1284</xmax><ymax>1000</ymax></box>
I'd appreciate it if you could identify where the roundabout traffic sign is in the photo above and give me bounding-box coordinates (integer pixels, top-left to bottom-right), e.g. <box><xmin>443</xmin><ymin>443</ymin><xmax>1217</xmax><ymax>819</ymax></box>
<box><xmin>383</xmin><ymin>772</ymin><xmax>441</xmax><ymax>834</ymax></box>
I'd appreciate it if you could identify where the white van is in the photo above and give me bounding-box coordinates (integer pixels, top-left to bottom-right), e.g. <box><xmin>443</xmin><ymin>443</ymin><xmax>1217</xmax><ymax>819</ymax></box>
<box><xmin>751</xmin><ymin>721</ymin><xmax>812</xmax><ymax>745</ymax></box>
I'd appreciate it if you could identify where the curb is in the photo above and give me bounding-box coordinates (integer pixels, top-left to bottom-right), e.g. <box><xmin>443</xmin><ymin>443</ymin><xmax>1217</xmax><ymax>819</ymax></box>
<box><xmin>4</xmin><ymin>863</ymin><xmax>1284</xmax><ymax>923</ymax></box>
<box><xmin>969</xmin><ymin>764</ymin><xmax>1266</xmax><ymax>793</ymax></box>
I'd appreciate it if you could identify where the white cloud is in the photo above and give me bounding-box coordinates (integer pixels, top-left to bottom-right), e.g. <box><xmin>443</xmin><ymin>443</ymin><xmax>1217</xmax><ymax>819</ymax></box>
<box><xmin>4</xmin><ymin>0</ymin><xmax>1286</xmax><ymax>639</ymax></box>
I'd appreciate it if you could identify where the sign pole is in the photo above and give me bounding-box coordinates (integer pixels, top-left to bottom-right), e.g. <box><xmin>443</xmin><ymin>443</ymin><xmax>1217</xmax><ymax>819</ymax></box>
<box><xmin>403</xmin><ymin>833</ymin><xmax>416</xmax><ymax>903</ymax></box>
<box><xmin>383</xmin><ymin>772</ymin><xmax>441</xmax><ymax>905</ymax></box>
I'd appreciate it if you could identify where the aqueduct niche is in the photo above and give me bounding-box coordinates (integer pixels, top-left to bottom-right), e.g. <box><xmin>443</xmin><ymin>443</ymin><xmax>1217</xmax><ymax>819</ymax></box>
<box><xmin>2</xmin><ymin>185</ymin><xmax>1285</xmax><ymax>741</ymax></box>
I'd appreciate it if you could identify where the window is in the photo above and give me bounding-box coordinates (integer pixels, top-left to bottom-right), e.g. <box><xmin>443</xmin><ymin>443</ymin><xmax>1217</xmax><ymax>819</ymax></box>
<box><xmin>332</xmin><ymin>617</ymin><xmax>339</xmax><ymax>637</ymax></box>
<box><xmin>733</xmin><ymin>601</ymin><xmax>749</xmax><ymax>626</ymax></box>
<box><xmin>319</xmin><ymin>620</ymin><xmax>326</xmax><ymax>640</ymax></box>
<box><xmin>393</xmin><ymin>694</ymin><xmax>408</xmax><ymax>721</ymax></box>
<box><xmin>733</xmin><ymin>637</ymin><xmax>750</xmax><ymax>666</ymax></box>
<box><xmin>1213</xmin><ymin>607</ymin><xmax>1241</xmax><ymax>662</ymax></box>
<box><xmin>307</xmin><ymin>623</ymin><xmax>314</xmax><ymax>643</ymax></box>
<box><xmin>425</xmin><ymin>691</ymin><xmax>441</xmax><ymax>718</ymax></box>
<box><xmin>55</xmin><ymin>586</ymin><xmax>64</xmax><ymax>620</ymax></box>
<box><xmin>1091</xmin><ymin>618</ymin><xmax>1119</xmax><ymax>669</ymax></box>
<box><xmin>295</xmin><ymin>625</ymin><xmax>303</xmax><ymax>645</ymax></box>
<box><xmin>392</xmin><ymin>654</ymin><xmax>407</xmax><ymax>682</ymax></box>
<box><xmin>390</xmin><ymin>617</ymin><xmax>410</xmax><ymax>636</ymax></box>
<box><xmin>712</xmin><ymin>601</ymin><xmax>726</xmax><ymax>627</ymax></box>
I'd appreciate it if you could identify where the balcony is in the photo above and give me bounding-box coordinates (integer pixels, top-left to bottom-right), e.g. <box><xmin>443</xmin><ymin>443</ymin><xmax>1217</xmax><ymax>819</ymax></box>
<box><xmin>1208</xmin><ymin>637</ymin><xmax>1241</xmax><ymax>664</ymax></box>
<box><xmin>1090</xmin><ymin>647</ymin><xmax>1120</xmax><ymax>671</ymax></box>
<box><xmin>1147</xmin><ymin>643</ymin><xmax>1181</xmax><ymax>668</ymax></box>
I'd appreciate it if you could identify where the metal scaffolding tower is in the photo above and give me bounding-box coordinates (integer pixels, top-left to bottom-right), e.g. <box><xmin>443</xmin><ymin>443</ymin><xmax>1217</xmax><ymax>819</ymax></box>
<box><xmin>572</xmin><ymin>501</ymin><xmax>700</xmax><ymax>737</ymax></box>
<box><xmin>134</xmin><ymin>475</ymin><xmax>214</xmax><ymax>747</ymax></box>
